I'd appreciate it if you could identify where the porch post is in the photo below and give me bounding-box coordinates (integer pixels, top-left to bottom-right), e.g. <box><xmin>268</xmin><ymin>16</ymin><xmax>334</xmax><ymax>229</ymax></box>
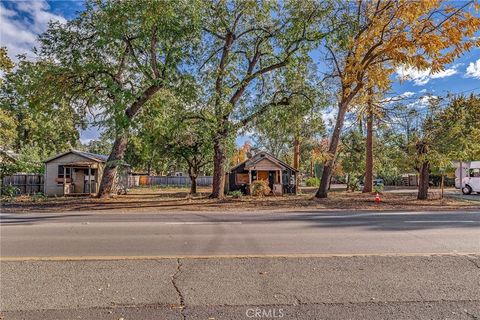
<box><xmin>63</xmin><ymin>166</ymin><xmax>66</xmax><ymax>196</ymax></box>
<box><xmin>279</xmin><ymin>170</ymin><xmax>282</xmax><ymax>184</ymax></box>
<box><xmin>248</xmin><ymin>169</ymin><xmax>252</xmax><ymax>184</ymax></box>
<box><xmin>88</xmin><ymin>165</ymin><xmax>92</xmax><ymax>195</ymax></box>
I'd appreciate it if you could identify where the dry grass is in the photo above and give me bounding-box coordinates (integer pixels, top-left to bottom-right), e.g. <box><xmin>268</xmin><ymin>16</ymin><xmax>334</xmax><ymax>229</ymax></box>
<box><xmin>1</xmin><ymin>186</ymin><xmax>478</xmax><ymax>214</ymax></box>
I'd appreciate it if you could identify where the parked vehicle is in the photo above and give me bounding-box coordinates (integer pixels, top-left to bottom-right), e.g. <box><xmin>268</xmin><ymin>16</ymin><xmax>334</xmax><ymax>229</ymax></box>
<box><xmin>455</xmin><ymin>161</ymin><xmax>480</xmax><ymax>195</ymax></box>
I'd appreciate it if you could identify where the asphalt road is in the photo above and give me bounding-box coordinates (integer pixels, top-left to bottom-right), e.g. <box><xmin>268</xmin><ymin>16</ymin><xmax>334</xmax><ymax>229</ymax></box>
<box><xmin>1</xmin><ymin>210</ymin><xmax>480</xmax><ymax>257</ymax></box>
<box><xmin>2</xmin><ymin>255</ymin><xmax>480</xmax><ymax>319</ymax></box>
<box><xmin>1</xmin><ymin>209</ymin><xmax>480</xmax><ymax>319</ymax></box>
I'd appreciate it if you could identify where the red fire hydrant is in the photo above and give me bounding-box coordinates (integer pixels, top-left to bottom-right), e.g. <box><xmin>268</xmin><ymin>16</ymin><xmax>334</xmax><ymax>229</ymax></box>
<box><xmin>375</xmin><ymin>192</ymin><xmax>381</xmax><ymax>204</ymax></box>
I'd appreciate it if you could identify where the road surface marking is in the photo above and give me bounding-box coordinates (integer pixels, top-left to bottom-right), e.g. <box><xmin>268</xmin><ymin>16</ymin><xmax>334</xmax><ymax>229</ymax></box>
<box><xmin>404</xmin><ymin>220</ymin><xmax>477</xmax><ymax>223</ymax></box>
<box><xmin>1</xmin><ymin>252</ymin><xmax>478</xmax><ymax>262</ymax></box>
<box><xmin>163</xmin><ymin>222</ymin><xmax>242</xmax><ymax>225</ymax></box>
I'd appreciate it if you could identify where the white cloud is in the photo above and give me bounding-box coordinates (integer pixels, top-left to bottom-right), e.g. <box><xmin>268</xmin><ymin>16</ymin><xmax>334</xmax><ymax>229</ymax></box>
<box><xmin>0</xmin><ymin>1</ymin><xmax>66</xmax><ymax>61</ymax></box>
<box><xmin>400</xmin><ymin>91</ymin><xmax>414</xmax><ymax>98</ymax></box>
<box><xmin>396</xmin><ymin>65</ymin><xmax>458</xmax><ymax>86</ymax></box>
<box><xmin>321</xmin><ymin>107</ymin><xmax>337</xmax><ymax>125</ymax></box>
<box><xmin>80</xmin><ymin>138</ymin><xmax>93</xmax><ymax>145</ymax></box>
<box><xmin>418</xmin><ymin>95</ymin><xmax>438</xmax><ymax>106</ymax></box>
<box><xmin>465</xmin><ymin>59</ymin><xmax>480</xmax><ymax>79</ymax></box>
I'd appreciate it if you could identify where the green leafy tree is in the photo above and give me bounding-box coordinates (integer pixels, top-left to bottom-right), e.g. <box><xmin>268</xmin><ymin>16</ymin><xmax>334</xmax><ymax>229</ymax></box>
<box><xmin>252</xmin><ymin>59</ymin><xmax>325</xmax><ymax>186</ymax></box>
<box><xmin>200</xmin><ymin>0</ymin><xmax>330</xmax><ymax>199</ymax></box>
<box><xmin>81</xmin><ymin>134</ymin><xmax>114</xmax><ymax>156</ymax></box>
<box><xmin>0</xmin><ymin>48</ymin><xmax>16</xmax><ymax>155</ymax></box>
<box><xmin>1</xmin><ymin>59</ymin><xmax>82</xmax><ymax>153</ymax></box>
<box><xmin>132</xmin><ymin>89</ymin><xmax>214</xmax><ymax>194</ymax></box>
<box><xmin>35</xmin><ymin>0</ymin><xmax>202</xmax><ymax>197</ymax></box>
<box><xmin>416</xmin><ymin>95</ymin><xmax>480</xmax><ymax>199</ymax></box>
<box><xmin>337</xmin><ymin>128</ymin><xmax>365</xmax><ymax>191</ymax></box>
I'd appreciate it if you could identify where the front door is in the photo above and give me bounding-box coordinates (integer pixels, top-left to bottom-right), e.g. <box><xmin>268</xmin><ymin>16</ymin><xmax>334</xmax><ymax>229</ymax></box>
<box><xmin>257</xmin><ymin>171</ymin><xmax>269</xmax><ymax>181</ymax></box>
<box><xmin>73</xmin><ymin>169</ymin><xmax>84</xmax><ymax>193</ymax></box>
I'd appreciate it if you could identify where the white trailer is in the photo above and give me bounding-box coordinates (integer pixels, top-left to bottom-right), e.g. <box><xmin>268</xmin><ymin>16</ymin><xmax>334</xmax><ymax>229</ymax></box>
<box><xmin>454</xmin><ymin>161</ymin><xmax>480</xmax><ymax>195</ymax></box>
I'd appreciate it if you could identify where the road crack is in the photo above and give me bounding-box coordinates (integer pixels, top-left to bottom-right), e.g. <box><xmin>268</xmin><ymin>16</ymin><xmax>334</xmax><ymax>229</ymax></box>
<box><xmin>465</xmin><ymin>255</ymin><xmax>480</xmax><ymax>269</ymax></box>
<box><xmin>465</xmin><ymin>310</ymin><xmax>480</xmax><ymax>320</ymax></box>
<box><xmin>171</xmin><ymin>258</ymin><xmax>186</xmax><ymax>320</ymax></box>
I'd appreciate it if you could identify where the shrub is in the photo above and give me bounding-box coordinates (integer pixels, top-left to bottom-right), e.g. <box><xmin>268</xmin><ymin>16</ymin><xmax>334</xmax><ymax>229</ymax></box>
<box><xmin>31</xmin><ymin>192</ymin><xmax>48</xmax><ymax>202</ymax></box>
<box><xmin>2</xmin><ymin>185</ymin><xmax>19</xmax><ymax>198</ymax></box>
<box><xmin>373</xmin><ymin>184</ymin><xmax>384</xmax><ymax>193</ymax></box>
<box><xmin>347</xmin><ymin>178</ymin><xmax>360</xmax><ymax>192</ymax></box>
<box><xmin>228</xmin><ymin>190</ymin><xmax>243</xmax><ymax>199</ymax></box>
<box><xmin>305</xmin><ymin>177</ymin><xmax>320</xmax><ymax>187</ymax></box>
<box><xmin>251</xmin><ymin>180</ymin><xmax>271</xmax><ymax>196</ymax></box>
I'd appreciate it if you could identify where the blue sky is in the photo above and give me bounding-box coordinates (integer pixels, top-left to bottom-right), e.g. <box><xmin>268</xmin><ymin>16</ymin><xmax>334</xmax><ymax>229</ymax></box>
<box><xmin>1</xmin><ymin>0</ymin><xmax>480</xmax><ymax>145</ymax></box>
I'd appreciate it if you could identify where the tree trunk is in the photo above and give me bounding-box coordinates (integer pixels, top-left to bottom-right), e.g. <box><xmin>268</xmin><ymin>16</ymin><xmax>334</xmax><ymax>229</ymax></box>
<box><xmin>293</xmin><ymin>137</ymin><xmax>300</xmax><ymax>169</ymax></box>
<box><xmin>416</xmin><ymin>140</ymin><xmax>430</xmax><ymax>200</ymax></box>
<box><xmin>363</xmin><ymin>111</ymin><xmax>374</xmax><ymax>193</ymax></box>
<box><xmin>293</xmin><ymin>136</ymin><xmax>300</xmax><ymax>194</ymax></box>
<box><xmin>97</xmin><ymin>135</ymin><xmax>128</xmax><ymax>198</ymax></box>
<box><xmin>310</xmin><ymin>158</ymin><xmax>314</xmax><ymax>177</ymax></box>
<box><xmin>190</xmin><ymin>175</ymin><xmax>197</xmax><ymax>195</ymax></box>
<box><xmin>316</xmin><ymin>101</ymin><xmax>348</xmax><ymax>198</ymax></box>
<box><xmin>440</xmin><ymin>173</ymin><xmax>445</xmax><ymax>199</ymax></box>
<box><xmin>417</xmin><ymin>160</ymin><xmax>430</xmax><ymax>200</ymax></box>
<box><xmin>210</xmin><ymin>137</ymin><xmax>226</xmax><ymax>199</ymax></box>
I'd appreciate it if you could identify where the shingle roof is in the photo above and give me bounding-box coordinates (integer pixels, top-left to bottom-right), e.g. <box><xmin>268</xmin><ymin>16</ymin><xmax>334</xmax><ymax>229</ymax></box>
<box><xmin>229</xmin><ymin>151</ymin><xmax>298</xmax><ymax>172</ymax></box>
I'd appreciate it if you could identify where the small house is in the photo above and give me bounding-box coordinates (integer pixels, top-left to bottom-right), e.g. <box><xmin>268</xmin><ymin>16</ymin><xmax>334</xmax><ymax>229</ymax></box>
<box><xmin>44</xmin><ymin>150</ymin><xmax>130</xmax><ymax>196</ymax></box>
<box><xmin>226</xmin><ymin>151</ymin><xmax>298</xmax><ymax>195</ymax></box>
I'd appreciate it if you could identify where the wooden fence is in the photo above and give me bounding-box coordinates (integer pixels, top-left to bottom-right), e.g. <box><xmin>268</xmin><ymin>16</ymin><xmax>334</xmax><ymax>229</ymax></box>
<box><xmin>2</xmin><ymin>174</ymin><xmax>44</xmax><ymax>195</ymax></box>
<box><xmin>145</xmin><ymin>176</ymin><xmax>213</xmax><ymax>187</ymax></box>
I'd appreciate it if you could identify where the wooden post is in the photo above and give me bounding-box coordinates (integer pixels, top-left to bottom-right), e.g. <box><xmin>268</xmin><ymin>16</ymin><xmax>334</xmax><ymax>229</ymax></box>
<box><xmin>248</xmin><ymin>169</ymin><xmax>252</xmax><ymax>184</ymax></box>
<box><xmin>88</xmin><ymin>165</ymin><xmax>92</xmax><ymax>195</ymax></box>
<box><xmin>63</xmin><ymin>166</ymin><xmax>66</xmax><ymax>196</ymax></box>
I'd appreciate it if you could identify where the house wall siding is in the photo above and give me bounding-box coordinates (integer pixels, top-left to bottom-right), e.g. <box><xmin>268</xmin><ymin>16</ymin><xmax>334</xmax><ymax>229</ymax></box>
<box><xmin>44</xmin><ymin>153</ymin><xmax>102</xmax><ymax>196</ymax></box>
<box><xmin>247</xmin><ymin>158</ymin><xmax>283</xmax><ymax>171</ymax></box>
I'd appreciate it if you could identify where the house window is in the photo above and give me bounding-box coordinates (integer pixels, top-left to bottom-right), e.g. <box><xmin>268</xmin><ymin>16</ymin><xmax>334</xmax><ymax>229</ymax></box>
<box><xmin>236</xmin><ymin>173</ymin><xmax>249</xmax><ymax>185</ymax></box>
<box><xmin>57</xmin><ymin>165</ymin><xmax>71</xmax><ymax>179</ymax></box>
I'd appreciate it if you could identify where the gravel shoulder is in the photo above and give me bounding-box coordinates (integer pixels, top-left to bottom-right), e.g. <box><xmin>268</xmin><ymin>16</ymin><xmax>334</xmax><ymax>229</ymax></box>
<box><xmin>2</xmin><ymin>186</ymin><xmax>479</xmax><ymax>214</ymax></box>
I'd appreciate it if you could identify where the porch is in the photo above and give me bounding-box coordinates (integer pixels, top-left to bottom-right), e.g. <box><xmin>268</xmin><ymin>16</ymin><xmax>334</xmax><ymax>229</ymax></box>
<box><xmin>59</xmin><ymin>162</ymin><xmax>99</xmax><ymax>196</ymax></box>
<box><xmin>246</xmin><ymin>169</ymin><xmax>284</xmax><ymax>195</ymax></box>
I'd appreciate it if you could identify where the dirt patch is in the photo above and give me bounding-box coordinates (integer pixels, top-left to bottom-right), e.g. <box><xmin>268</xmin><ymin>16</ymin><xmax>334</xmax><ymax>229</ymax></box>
<box><xmin>1</xmin><ymin>186</ymin><xmax>478</xmax><ymax>214</ymax></box>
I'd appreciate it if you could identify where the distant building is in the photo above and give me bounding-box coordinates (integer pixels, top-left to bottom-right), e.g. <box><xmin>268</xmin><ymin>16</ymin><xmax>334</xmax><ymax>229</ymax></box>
<box><xmin>226</xmin><ymin>151</ymin><xmax>298</xmax><ymax>195</ymax></box>
<box><xmin>44</xmin><ymin>150</ymin><xmax>130</xmax><ymax>196</ymax></box>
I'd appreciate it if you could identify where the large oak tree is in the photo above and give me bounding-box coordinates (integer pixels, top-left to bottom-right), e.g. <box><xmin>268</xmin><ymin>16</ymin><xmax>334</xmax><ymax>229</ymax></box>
<box><xmin>199</xmin><ymin>0</ymin><xmax>330</xmax><ymax>199</ymax></box>
<box><xmin>36</xmin><ymin>0</ymin><xmax>201</xmax><ymax>197</ymax></box>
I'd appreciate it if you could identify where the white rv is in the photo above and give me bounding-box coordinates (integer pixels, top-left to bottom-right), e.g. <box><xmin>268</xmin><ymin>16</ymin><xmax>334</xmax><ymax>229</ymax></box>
<box><xmin>455</xmin><ymin>161</ymin><xmax>480</xmax><ymax>195</ymax></box>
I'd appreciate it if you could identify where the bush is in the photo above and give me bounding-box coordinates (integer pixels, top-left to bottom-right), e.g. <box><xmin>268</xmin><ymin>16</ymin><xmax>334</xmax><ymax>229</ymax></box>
<box><xmin>251</xmin><ymin>180</ymin><xmax>271</xmax><ymax>196</ymax></box>
<box><xmin>228</xmin><ymin>190</ymin><xmax>243</xmax><ymax>199</ymax></box>
<box><xmin>2</xmin><ymin>185</ymin><xmax>19</xmax><ymax>198</ymax></box>
<box><xmin>347</xmin><ymin>178</ymin><xmax>360</xmax><ymax>192</ymax></box>
<box><xmin>373</xmin><ymin>184</ymin><xmax>384</xmax><ymax>193</ymax></box>
<box><xmin>305</xmin><ymin>177</ymin><xmax>320</xmax><ymax>187</ymax></box>
<box><xmin>31</xmin><ymin>192</ymin><xmax>47</xmax><ymax>202</ymax></box>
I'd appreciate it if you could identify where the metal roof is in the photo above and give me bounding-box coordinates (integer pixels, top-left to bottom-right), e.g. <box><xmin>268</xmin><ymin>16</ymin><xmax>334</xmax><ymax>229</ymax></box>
<box><xmin>44</xmin><ymin>149</ymin><xmax>109</xmax><ymax>163</ymax></box>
